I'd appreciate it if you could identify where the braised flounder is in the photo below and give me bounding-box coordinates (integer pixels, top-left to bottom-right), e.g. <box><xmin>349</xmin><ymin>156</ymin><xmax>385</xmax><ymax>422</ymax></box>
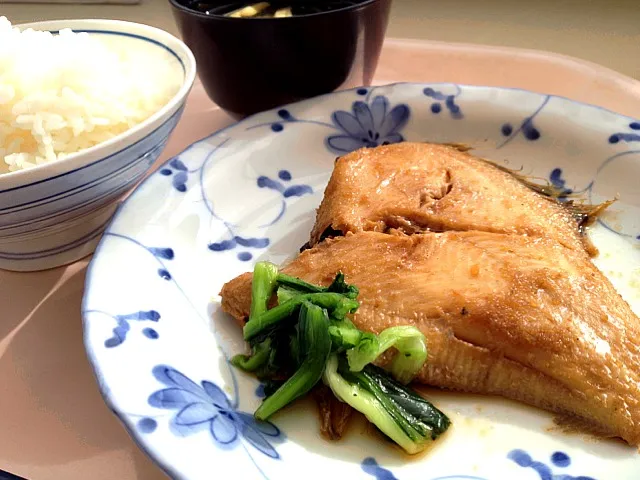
<box><xmin>221</xmin><ymin>142</ymin><xmax>639</xmax><ymax>445</ymax></box>
<box><xmin>309</xmin><ymin>142</ymin><xmax>601</xmax><ymax>253</ymax></box>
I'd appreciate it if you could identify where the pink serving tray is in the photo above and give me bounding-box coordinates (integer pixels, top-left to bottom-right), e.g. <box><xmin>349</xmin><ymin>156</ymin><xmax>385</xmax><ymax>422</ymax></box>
<box><xmin>1</xmin><ymin>39</ymin><xmax>639</xmax><ymax>480</ymax></box>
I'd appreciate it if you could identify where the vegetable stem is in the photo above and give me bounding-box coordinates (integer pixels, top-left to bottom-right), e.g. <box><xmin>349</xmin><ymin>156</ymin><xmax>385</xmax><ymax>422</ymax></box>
<box><xmin>231</xmin><ymin>338</ymin><xmax>272</xmax><ymax>372</ymax></box>
<box><xmin>255</xmin><ymin>301</ymin><xmax>332</xmax><ymax>420</ymax></box>
<box><xmin>324</xmin><ymin>355</ymin><xmax>450</xmax><ymax>454</ymax></box>
<box><xmin>276</xmin><ymin>285</ymin><xmax>300</xmax><ymax>304</ymax></box>
<box><xmin>249</xmin><ymin>261</ymin><xmax>279</xmax><ymax>322</ymax></box>
<box><xmin>323</xmin><ymin>355</ymin><xmax>420</xmax><ymax>454</ymax></box>
<box><xmin>328</xmin><ymin>318</ymin><xmax>363</xmax><ymax>350</ymax></box>
<box><xmin>347</xmin><ymin>326</ymin><xmax>427</xmax><ymax>383</ymax></box>
<box><xmin>276</xmin><ymin>273</ymin><xmax>325</xmax><ymax>294</ymax></box>
<box><xmin>243</xmin><ymin>292</ymin><xmax>358</xmax><ymax>342</ymax></box>
<box><xmin>276</xmin><ymin>272</ymin><xmax>359</xmax><ymax>299</ymax></box>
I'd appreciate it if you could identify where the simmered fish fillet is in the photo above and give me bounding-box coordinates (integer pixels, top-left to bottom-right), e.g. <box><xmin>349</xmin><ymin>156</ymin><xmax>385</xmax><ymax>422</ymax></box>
<box><xmin>220</xmin><ymin>142</ymin><xmax>632</xmax><ymax>444</ymax></box>
<box><xmin>310</xmin><ymin>143</ymin><xmax>591</xmax><ymax>253</ymax></box>
<box><xmin>221</xmin><ymin>231</ymin><xmax>640</xmax><ymax>446</ymax></box>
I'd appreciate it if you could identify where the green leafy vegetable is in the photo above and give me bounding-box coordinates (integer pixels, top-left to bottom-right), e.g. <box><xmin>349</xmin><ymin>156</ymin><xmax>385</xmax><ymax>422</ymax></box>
<box><xmin>346</xmin><ymin>326</ymin><xmax>428</xmax><ymax>383</ymax></box>
<box><xmin>256</xmin><ymin>333</ymin><xmax>293</xmax><ymax>379</ymax></box>
<box><xmin>231</xmin><ymin>338</ymin><xmax>272</xmax><ymax>372</ymax></box>
<box><xmin>261</xmin><ymin>379</ymin><xmax>285</xmax><ymax>397</ymax></box>
<box><xmin>276</xmin><ymin>273</ymin><xmax>325</xmax><ymax>294</ymax></box>
<box><xmin>249</xmin><ymin>261</ymin><xmax>279</xmax><ymax>322</ymax></box>
<box><xmin>254</xmin><ymin>301</ymin><xmax>332</xmax><ymax>420</ymax></box>
<box><xmin>276</xmin><ymin>285</ymin><xmax>300</xmax><ymax>304</ymax></box>
<box><xmin>325</xmin><ymin>272</ymin><xmax>359</xmax><ymax>299</ymax></box>
<box><xmin>328</xmin><ymin>318</ymin><xmax>364</xmax><ymax>350</ymax></box>
<box><xmin>276</xmin><ymin>271</ymin><xmax>358</xmax><ymax>299</ymax></box>
<box><xmin>228</xmin><ymin>264</ymin><xmax>450</xmax><ymax>453</ymax></box>
<box><xmin>323</xmin><ymin>355</ymin><xmax>449</xmax><ymax>454</ymax></box>
<box><xmin>243</xmin><ymin>292</ymin><xmax>359</xmax><ymax>342</ymax></box>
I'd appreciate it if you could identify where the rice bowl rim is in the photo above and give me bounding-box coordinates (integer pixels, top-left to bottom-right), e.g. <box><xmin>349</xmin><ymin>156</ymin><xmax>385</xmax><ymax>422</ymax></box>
<box><xmin>0</xmin><ymin>19</ymin><xmax>197</xmax><ymax>191</ymax></box>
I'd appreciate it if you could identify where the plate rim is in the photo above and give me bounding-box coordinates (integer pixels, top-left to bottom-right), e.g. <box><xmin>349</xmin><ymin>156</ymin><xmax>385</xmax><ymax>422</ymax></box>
<box><xmin>81</xmin><ymin>81</ymin><xmax>640</xmax><ymax>479</ymax></box>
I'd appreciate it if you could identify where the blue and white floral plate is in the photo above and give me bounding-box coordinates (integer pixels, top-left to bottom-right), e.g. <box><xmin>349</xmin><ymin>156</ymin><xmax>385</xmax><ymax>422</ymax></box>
<box><xmin>82</xmin><ymin>83</ymin><xmax>640</xmax><ymax>480</ymax></box>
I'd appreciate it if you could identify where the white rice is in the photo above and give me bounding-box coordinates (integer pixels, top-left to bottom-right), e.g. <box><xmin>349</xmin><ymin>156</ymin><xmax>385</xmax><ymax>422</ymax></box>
<box><xmin>0</xmin><ymin>17</ymin><xmax>182</xmax><ymax>173</ymax></box>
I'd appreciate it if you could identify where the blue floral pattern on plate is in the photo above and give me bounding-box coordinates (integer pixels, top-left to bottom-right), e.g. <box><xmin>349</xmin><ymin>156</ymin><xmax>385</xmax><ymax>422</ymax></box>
<box><xmin>160</xmin><ymin>158</ymin><xmax>191</xmax><ymax>192</ymax></box>
<box><xmin>148</xmin><ymin>365</ymin><xmax>282</xmax><ymax>459</ymax></box>
<box><xmin>206</xmin><ymin>167</ymin><xmax>313</xmax><ymax>261</ymax></box>
<box><xmin>423</xmin><ymin>86</ymin><xmax>464</xmax><ymax>118</ymax></box>
<box><xmin>326</xmin><ymin>95</ymin><xmax>410</xmax><ymax>153</ymax></box>
<box><xmin>548</xmin><ymin>168</ymin><xmax>574</xmax><ymax>199</ymax></box>
<box><xmin>546</xmin><ymin>151</ymin><xmax>640</xmax><ymax>240</ymax></box>
<box><xmin>83</xmin><ymin>83</ymin><xmax>640</xmax><ymax>480</ymax></box>
<box><xmin>508</xmin><ymin>450</ymin><xmax>596</xmax><ymax>480</ymax></box>
<box><xmin>362</xmin><ymin>450</ymin><xmax>597</xmax><ymax>480</ymax></box>
<box><xmin>246</xmin><ymin>90</ymin><xmax>410</xmax><ymax>155</ymax></box>
<box><xmin>97</xmin><ymin>310</ymin><xmax>161</xmax><ymax>347</ymax></box>
<box><xmin>608</xmin><ymin>121</ymin><xmax>640</xmax><ymax>144</ymax></box>
<box><xmin>497</xmin><ymin>95</ymin><xmax>549</xmax><ymax>148</ymax></box>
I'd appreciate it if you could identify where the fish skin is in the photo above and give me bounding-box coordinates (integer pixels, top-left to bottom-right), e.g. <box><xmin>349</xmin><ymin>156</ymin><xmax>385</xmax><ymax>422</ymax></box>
<box><xmin>220</xmin><ymin>231</ymin><xmax>640</xmax><ymax>446</ymax></box>
<box><xmin>309</xmin><ymin>143</ymin><xmax>589</xmax><ymax>253</ymax></box>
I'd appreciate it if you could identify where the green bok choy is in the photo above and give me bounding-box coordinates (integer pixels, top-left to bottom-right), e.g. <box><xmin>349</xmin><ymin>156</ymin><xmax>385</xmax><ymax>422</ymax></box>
<box><xmin>230</xmin><ymin>261</ymin><xmax>450</xmax><ymax>454</ymax></box>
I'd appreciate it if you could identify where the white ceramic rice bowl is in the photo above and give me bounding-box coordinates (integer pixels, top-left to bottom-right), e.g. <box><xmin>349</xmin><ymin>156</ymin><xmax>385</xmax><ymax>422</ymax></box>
<box><xmin>0</xmin><ymin>19</ymin><xmax>196</xmax><ymax>271</ymax></box>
